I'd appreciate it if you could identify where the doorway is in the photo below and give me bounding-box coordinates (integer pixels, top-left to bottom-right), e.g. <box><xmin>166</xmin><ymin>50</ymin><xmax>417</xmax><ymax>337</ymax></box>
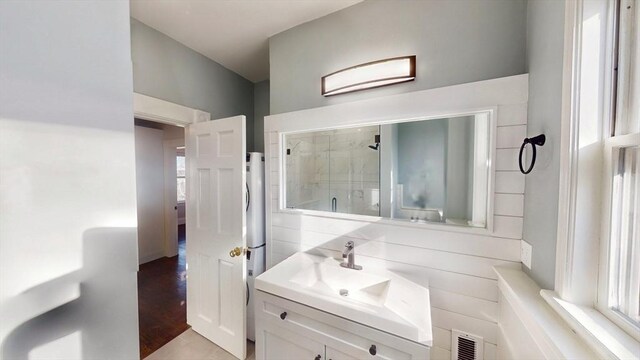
<box><xmin>133</xmin><ymin>119</ymin><xmax>188</xmax><ymax>358</ymax></box>
<box><xmin>132</xmin><ymin>96</ymin><xmax>249</xmax><ymax>360</ymax></box>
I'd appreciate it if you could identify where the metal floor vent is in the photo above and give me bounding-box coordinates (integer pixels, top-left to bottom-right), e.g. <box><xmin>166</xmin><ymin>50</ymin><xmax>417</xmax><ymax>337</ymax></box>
<box><xmin>451</xmin><ymin>329</ymin><xmax>483</xmax><ymax>360</ymax></box>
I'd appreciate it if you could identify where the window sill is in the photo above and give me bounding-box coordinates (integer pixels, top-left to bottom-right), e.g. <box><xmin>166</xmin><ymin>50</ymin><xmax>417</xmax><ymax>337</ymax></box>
<box><xmin>540</xmin><ymin>290</ymin><xmax>640</xmax><ymax>360</ymax></box>
<box><xmin>495</xmin><ymin>266</ymin><xmax>598</xmax><ymax>359</ymax></box>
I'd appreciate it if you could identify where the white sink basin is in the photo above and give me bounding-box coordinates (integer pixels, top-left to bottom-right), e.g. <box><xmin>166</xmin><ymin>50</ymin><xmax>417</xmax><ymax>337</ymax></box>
<box><xmin>255</xmin><ymin>252</ymin><xmax>432</xmax><ymax>346</ymax></box>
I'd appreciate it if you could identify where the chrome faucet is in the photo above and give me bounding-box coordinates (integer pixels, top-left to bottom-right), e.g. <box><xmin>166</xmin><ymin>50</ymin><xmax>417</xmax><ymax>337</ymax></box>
<box><xmin>340</xmin><ymin>241</ymin><xmax>362</xmax><ymax>270</ymax></box>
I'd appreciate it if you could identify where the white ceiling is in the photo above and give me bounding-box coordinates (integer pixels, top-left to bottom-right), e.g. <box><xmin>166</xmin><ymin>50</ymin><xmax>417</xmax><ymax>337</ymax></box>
<box><xmin>130</xmin><ymin>0</ymin><xmax>362</xmax><ymax>83</ymax></box>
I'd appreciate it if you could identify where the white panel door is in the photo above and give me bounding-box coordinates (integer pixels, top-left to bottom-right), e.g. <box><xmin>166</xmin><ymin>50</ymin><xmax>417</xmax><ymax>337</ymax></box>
<box><xmin>186</xmin><ymin>116</ymin><xmax>246</xmax><ymax>359</ymax></box>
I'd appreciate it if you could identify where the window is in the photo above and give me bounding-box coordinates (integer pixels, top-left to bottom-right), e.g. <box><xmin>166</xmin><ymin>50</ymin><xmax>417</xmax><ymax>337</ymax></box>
<box><xmin>177</xmin><ymin>155</ymin><xmax>186</xmax><ymax>202</ymax></box>
<box><xmin>553</xmin><ymin>1</ymin><xmax>640</xmax><ymax>351</ymax></box>
<box><xmin>606</xmin><ymin>146</ymin><xmax>639</xmax><ymax>324</ymax></box>
<box><xmin>598</xmin><ymin>0</ymin><xmax>640</xmax><ymax>336</ymax></box>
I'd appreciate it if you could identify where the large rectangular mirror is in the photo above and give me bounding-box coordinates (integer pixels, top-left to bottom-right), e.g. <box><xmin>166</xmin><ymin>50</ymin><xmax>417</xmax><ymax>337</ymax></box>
<box><xmin>284</xmin><ymin>112</ymin><xmax>491</xmax><ymax>228</ymax></box>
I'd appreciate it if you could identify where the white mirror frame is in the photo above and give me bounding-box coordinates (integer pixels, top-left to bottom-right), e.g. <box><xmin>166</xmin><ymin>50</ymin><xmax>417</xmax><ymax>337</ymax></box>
<box><xmin>280</xmin><ymin>111</ymin><xmax>492</xmax><ymax>228</ymax></box>
<box><xmin>264</xmin><ymin>74</ymin><xmax>529</xmax><ymax>236</ymax></box>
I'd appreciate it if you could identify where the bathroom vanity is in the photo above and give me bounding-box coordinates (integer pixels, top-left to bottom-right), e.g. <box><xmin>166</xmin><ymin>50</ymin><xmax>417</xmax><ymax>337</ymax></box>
<box><xmin>254</xmin><ymin>252</ymin><xmax>432</xmax><ymax>360</ymax></box>
<box><xmin>262</xmin><ymin>75</ymin><xmax>530</xmax><ymax>360</ymax></box>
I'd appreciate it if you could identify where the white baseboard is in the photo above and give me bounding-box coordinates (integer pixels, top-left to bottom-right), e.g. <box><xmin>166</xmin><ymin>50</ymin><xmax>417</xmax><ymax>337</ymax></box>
<box><xmin>139</xmin><ymin>250</ymin><xmax>165</xmax><ymax>265</ymax></box>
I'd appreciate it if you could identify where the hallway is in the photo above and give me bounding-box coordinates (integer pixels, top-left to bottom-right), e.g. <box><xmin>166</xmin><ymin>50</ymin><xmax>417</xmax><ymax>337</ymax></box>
<box><xmin>138</xmin><ymin>225</ymin><xmax>188</xmax><ymax>359</ymax></box>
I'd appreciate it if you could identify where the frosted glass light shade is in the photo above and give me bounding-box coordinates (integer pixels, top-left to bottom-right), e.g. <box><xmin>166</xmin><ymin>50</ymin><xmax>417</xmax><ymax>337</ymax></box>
<box><xmin>322</xmin><ymin>56</ymin><xmax>416</xmax><ymax>96</ymax></box>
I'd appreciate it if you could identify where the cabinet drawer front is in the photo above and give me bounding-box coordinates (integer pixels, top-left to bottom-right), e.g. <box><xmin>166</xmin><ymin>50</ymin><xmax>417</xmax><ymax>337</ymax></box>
<box><xmin>326</xmin><ymin>346</ymin><xmax>359</xmax><ymax>360</ymax></box>
<box><xmin>261</xmin><ymin>323</ymin><xmax>325</xmax><ymax>360</ymax></box>
<box><xmin>256</xmin><ymin>291</ymin><xmax>429</xmax><ymax>360</ymax></box>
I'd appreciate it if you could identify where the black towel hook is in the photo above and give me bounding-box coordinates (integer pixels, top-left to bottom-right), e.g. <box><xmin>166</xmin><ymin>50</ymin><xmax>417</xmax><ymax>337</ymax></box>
<box><xmin>518</xmin><ymin>134</ymin><xmax>546</xmax><ymax>174</ymax></box>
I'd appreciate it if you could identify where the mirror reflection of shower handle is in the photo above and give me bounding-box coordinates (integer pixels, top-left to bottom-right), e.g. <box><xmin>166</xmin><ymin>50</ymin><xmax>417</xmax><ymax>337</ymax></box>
<box><xmin>332</xmin><ymin>197</ymin><xmax>337</xmax><ymax>212</ymax></box>
<box><xmin>368</xmin><ymin>134</ymin><xmax>381</xmax><ymax>150</ymax></box>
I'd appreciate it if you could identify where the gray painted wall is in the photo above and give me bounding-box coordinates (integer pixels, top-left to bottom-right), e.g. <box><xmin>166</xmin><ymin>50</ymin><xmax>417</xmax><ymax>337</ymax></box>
<box><xmin>268</xmin><ymin>0</ymin><xmax>566</xmax><ymax>289</ymax></box>
<box><xmin>134</xmin><ymin>126</ymin><xmax>166</xmax><ymax>264</ymax></box>
<box><xmin>394</xmin><ymin>117</ymin><xmax>474</xmax><ymax>220</ymax></box>
<box><xmin>397</xmin><ymin>120</ymin><xmax>448</xmax><ymax>211</ymax></box>
<box><xmin>445</xmin><ymin>117</ymin><xmax>474</xmax><ymax>221</ymax></box>
<box><xmin>253</xmin><ymin>80</ymin><xmax>270</xmax><ymax>152</ymax></box>
<box><xmin>131</xmin><ymin>18</ymin><xmax>256</xmax><ymax>151</ymax></box>
<box><xmin>1</xmin><ymin>1</ymin><xmax>139</xmax><ymax>357</ymax></box>
<box><xmin>523</xmin><ymin>0</ymin><xmax>566</xmax><ymax>289</ymax></box>
<box><xmin>269</xmin><ymin>0</ymin><xmax>527</xmax><ymax>114</ymax></box>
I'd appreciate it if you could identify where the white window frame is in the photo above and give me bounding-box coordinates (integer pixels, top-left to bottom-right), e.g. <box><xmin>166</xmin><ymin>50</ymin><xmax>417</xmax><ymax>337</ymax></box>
<box><xmin>598</xmin><ymin>133</ymin><xmax>640</xmax><ymax>336</ymax></box>
<box><xmin>176</xmin><ymin>153</ymin><xmax>186</xmax><ymax>204</ymax></box>
<box><xmin>552</xmin><ymin>0</ymin><xmax>640</xmax><ymax>357</ymax></box>
<box><xmin>597</xmin><ymin>0</ymin><xmax>640</xmax><ymax>336</ymax></box>
<box><xmin>555</xmin><ymin>0</ymin><xmax>618</xmax><ymax>305</ymax></box>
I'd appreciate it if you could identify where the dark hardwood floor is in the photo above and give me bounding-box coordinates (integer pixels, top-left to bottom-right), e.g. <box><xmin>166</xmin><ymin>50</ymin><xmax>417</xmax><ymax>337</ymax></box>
<box><xmin>138</xmin><ymin>224</ymin><xmax>189</xmax><ymax>359</ymax></box>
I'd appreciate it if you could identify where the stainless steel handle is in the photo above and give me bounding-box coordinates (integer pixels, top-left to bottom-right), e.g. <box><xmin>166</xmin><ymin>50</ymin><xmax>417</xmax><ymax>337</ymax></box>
<box><xmin>331</xmin><ymin>197</ymin><xmax>337</xmax><ymax>212</ymax></box>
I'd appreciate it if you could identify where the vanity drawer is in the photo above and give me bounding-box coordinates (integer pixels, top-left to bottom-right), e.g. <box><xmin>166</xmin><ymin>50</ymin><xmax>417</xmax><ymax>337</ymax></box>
<box><xmin>256</xmin><ymin>290</ymin><xmax>429</xmax><ymax>360</ymax></box>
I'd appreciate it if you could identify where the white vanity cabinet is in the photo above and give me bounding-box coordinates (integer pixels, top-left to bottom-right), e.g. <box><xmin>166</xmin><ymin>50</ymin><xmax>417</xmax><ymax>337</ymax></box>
<box><xmin>255</xmin><ymin>290</ymin><xmax>430</xmax><ymax>360</ymax></box>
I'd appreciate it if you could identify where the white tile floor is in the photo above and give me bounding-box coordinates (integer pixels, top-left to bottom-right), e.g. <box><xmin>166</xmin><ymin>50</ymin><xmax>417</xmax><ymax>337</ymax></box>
<box><xmin>145</xmin><ymin>329</ymin><xmax>256</xmax><ymax>360</ymax></box>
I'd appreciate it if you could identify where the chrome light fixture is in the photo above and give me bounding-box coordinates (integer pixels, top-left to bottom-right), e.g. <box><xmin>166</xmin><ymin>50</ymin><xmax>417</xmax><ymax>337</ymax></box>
<box><xmin>321</xmin><ymin>55</ymin><xmax>416</xmax><ymax>96</ymax></box>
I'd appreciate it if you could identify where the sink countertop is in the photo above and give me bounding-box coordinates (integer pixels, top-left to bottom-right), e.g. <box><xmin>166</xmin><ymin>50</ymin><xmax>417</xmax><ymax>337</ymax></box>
<box><xmin>255</xmin><ymin>252</ymin><xmax>433</xmax><ymax>347</ymax></box>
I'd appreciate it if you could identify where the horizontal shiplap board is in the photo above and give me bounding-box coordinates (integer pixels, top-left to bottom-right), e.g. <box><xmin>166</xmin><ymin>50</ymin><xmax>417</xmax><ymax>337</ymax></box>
<box><xmin>495</xmin><ymin>148</ymin><xmax>520</xmax><ymax>171</ymax></box>
<box><xmin>271</xmin><ymin>212</ymin><xmax>520</xmax><ymax>261</ymax></box>
<box><xmin>430</xmin><ymin>288</ymin><xmax>498</xmax><ymax>323</ymax></box>
<box><xmin>493</xmin><ymin>216</ymin><xmax>523</xmax><ymax>240</ymax></box>
<box><xmin>496</xmin><ymin>125</ymin><xmax>526</xmax><ymax>149</ymax></box>
<box><xmin>271</xmin><ymin>239</ymin><xmax>300</xmax><ymax>255</ymax></box>
<box><xmin>430</xmin><ymin>346</ymin><xmax>451</xmax><ymax>360</ymax></box>
<box><xmin>495</xmin><ymin>171</ymin><xmax>525</xmax><ymax>194</ymax></box>
<box><xmin>351</xmin><ymin>240</ymin><xmax>514</xmax><ymax>279</ymax></box>
<box><xmin>431</xmin><ymin>308</ymin><xmax>498</xmax><ymax>345</ymax></box>
<box><xmin>270</xmin><ymin>251</ymin><xmax>292</xmax><ymax>265</ymax></box>
<box><xmin>432</xmin><ymin>326</ymin><xmax>452</xmax><ymax>350</ymax></box>
<box><xmin>497</xmin><ymin>103</ymin><xmax>527</xmax><ymax>126</ymax></box>
<box><xmin>271</xmin><ymin>230</ymin><xmax>519</xmax><ymax>279</ymax></box>
<box><xmin>421</xmin><ymin>266</ymin><xmax>500</xmax><ymax>302</ymax></box>
<box><xmin>494</xmin><ymin>194</ymin><xmax>524</xmax><ymax>217</ymax></box>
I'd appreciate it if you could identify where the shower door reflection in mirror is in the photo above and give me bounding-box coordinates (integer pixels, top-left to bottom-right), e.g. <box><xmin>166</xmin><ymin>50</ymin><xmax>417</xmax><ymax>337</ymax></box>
<box><xmin>283</xmin><ymin>112</ymin><xmax>491</xmax><ymax>229</ymax></box>
<box><xmin>285</xmin><ymin>126</ymin><xmax>381</xmax><ymax>216</ymax></box>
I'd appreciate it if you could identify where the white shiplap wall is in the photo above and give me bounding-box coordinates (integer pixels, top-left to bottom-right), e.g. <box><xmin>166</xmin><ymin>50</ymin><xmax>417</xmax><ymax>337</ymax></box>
<box><xmin>264</xmin><ymin>75</ymin><xmax>528</xmax><ymax>360</ymax></box>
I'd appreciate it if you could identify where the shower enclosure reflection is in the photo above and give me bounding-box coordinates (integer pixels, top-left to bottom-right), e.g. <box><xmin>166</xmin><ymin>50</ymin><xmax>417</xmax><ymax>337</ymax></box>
<box><xmin>285</xmin><ymin>126</ymin><xmax>381</xmax><ymax>216</ymax></box>
<box><xmin>284</xmin><ymin>112</ymin><xmax>491</xmax><ymax>228</ymax></box>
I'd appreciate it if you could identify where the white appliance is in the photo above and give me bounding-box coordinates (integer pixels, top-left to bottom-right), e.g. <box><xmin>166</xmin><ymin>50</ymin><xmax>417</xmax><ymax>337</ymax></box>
<box><xmin>246</xmin><ymin>152</ymin><xmax>265</xmax><ymax>342</ymax></box>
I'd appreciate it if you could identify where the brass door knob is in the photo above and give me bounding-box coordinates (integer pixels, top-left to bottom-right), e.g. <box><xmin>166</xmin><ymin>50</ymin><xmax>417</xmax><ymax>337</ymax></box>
<box><xmin>229</xmin><ymin>247</ymin><xmax>245</xmax><ymax>258</ymax></box>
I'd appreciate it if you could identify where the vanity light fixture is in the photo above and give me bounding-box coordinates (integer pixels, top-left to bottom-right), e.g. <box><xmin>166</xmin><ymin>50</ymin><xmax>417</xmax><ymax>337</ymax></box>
<box><xmin>321</xmin><ymin>55</ymin><xmax>416</xmax><ymax>96</ymax></box>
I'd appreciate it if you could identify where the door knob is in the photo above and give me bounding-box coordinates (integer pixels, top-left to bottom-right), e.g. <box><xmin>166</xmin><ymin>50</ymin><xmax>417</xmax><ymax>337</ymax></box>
<box><xmin>229</xmin><ymin>247</ymin><xmax>246</xmax><ymax>257</ymax></box>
